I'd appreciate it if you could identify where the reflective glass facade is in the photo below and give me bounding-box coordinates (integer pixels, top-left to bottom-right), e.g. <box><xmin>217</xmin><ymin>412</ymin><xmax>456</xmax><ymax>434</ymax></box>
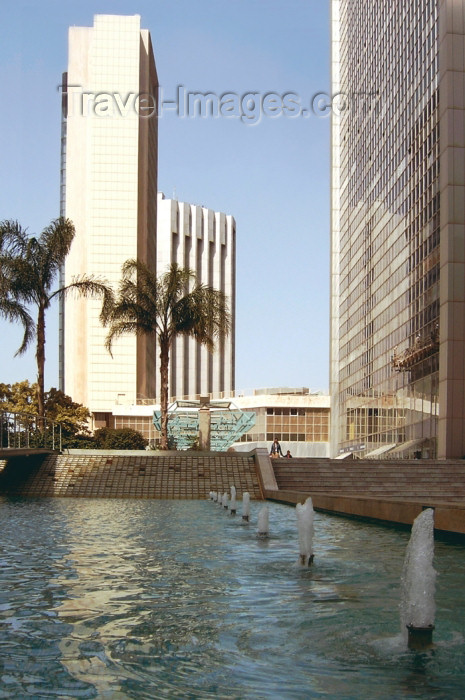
<box><xmin>331</xmin><ymin>1</ymin><xmax>465</xmax><ymax>458</ymax></box>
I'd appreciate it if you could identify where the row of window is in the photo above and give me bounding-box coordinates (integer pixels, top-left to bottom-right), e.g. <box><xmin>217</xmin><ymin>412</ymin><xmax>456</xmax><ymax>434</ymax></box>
<box><xmin>114</xmin><ymin>415</ymin><xmax>331</xmax><ymax>445</ymax></box>
<box><xmin>237</xmin><ymin>432</ymin><xmax>329</xmax><ymax>444</ymax></box>
<box><xmin>265</xmin><ymin>408</ymin><xmax>328</xmax><ymax>417</ymax></box>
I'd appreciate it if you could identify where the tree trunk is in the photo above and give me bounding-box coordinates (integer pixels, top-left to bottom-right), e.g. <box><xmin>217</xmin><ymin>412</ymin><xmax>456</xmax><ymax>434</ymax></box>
<box><xmin>159</xmin><ymin>337</ymin><xmax>170</xmax><ymax>449</ymax></box>
<box><xmin>36</xmin><ymin>302</ymin><xmax>46</xmax><ymax>420</ymax></box>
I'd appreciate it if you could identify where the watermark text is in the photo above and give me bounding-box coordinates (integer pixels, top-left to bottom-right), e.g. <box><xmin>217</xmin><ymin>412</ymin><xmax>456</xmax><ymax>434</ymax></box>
<box><xmin>59</xmin><ymin>84</ymin><xmax>379</xmax><ymax>125</ymax></box>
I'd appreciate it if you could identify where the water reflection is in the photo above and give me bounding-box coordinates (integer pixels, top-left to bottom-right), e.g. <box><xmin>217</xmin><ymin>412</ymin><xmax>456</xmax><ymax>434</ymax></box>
<box><xmin>53</xmin><ymin>507</ymin><xmax>146</xmax><ymax>696</ymax></box>
<box><xmin>0</xmin><ymin>497</ymin><xmax>464</xmax><ymax>698</ymax></box>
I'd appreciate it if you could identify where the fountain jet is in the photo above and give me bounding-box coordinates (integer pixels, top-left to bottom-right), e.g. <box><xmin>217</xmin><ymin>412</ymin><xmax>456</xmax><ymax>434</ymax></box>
<box><xmin>242</xmin><ymin>492</ymin><xmax>250</xmax><ymax>522</ymax></box>
<box><xmin>257</xmin><ymin>505</ymin><xmax>269</xmax><ymax>537</ymax></box>
<box><xmin>230</xmin><ymin>485</ymin><xmax>237</xmax><ymax>515</ymax></box>
<box><xmin>400</xmin><ymin>508</ymin><xmax>436</xmax><ymax>650</ymax></box>
<box><xmin>296</xmin><ymin>497</ymin><xmax>315</xmax><ymax>566</ymax></box>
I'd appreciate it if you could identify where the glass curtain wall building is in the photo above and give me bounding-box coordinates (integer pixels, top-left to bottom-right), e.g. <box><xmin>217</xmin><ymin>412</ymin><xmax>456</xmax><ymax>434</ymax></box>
<box><xmin>331</xmin><ymin>1</ymin><xmax>465</xmax><ymax>458</ymax></box>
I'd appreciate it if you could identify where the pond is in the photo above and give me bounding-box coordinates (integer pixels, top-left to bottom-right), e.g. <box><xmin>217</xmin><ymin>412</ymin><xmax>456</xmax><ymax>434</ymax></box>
<box><xmin>0</xmin><ymin>497</ymin><xmax>464</xmax><ymax>699</ymax></box>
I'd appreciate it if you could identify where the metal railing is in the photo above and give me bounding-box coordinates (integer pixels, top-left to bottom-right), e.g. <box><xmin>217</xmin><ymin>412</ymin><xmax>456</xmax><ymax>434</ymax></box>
<box><xmin>0</xmin><ymin>411</ymin><xmax>62</xmax><ymax>452</ymax></box>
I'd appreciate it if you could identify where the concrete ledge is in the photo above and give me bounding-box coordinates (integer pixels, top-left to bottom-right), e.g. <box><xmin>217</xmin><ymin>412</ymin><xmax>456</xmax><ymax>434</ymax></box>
<box><xmin>254</xmin><ymin>448</ymin><xmax>277</xmax><ymax>496</ymax></box>
<box><xmin>65</xmin><ymin>449</ymin><xmax>228</xmax><ymax>456</ymax></box>
<box><xmin>0</xmin><ymin>448</ymin><xmax>56</xmax><ymax>458</ymax></box>
<box><xmin>265</xmin><ymin>489</ymin><xmax>465</xmax><ymax>535</ymax></box>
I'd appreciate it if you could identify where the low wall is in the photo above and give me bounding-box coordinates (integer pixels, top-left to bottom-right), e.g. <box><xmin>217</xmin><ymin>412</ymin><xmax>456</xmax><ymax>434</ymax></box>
<box><xmin>266</xmin><ymin>489</ymin><xmax>465</xmax><ymax>536</ymax></box>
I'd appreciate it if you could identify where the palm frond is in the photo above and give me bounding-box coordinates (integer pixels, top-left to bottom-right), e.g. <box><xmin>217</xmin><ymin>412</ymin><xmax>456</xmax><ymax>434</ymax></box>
<box><xmin>104</xmin><ymin>319</ymin><xmax>154</xmax><ymax>356</ymax></box>
<box><xmin>1</xmin><ymin>255</ymin><xmax>39</xmax><ymax>304</ymax></box>
<box><xmin>159</xmin><ymin>263</ymin><xmax>196</xmax><ymax>315</ymax></box>
<box><xmin>99</xmin><ymin>286</ymin><xmax>116</xmax><ymax>325</ymax></box>
<box><xmin>121</xmin><ymin>258</ymin><xmax>159</xmax><ymax>305</ymax></box>
<box><xmin>50</xmin><ymin>275</ymin><xmax>114</xmax><ymax>328</ymax></box>
<box><xmin>0</xmin><ymin>220</ymin><xmax>29</xmax><ymax>255</ymax></box>
<box><xmin>0</xmin><ymin>298</ymin><xmax>35</xmax><ymax>355</ymax></box>
<box><xmin>39</xmin><ymin>218</ymin><xmax>76</xmax><ymax>271</ymax></box>
<box><xmin>51</xmin><ymin>275</ymin><xmax>112</xmax><ymax>302</ymax></box>
<box><xmin>103</xmin><ymin>259</ymin><xmax>161</xmax><ymax>352</ymax></box>
<box><xmin>172</xmin><ymin>284</ymin><xmax>231</xmax><ymax>351</ymax></box>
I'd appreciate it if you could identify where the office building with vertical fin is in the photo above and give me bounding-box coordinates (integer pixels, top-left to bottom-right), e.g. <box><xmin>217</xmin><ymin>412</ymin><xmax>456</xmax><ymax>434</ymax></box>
<box><xmin>156</xmin><ymin>192</ymin><xmax>236</xmax><ymax>401</ymax></box>
<box><xmin>60</xmin><ymin>15</ymin><xmax>158</xmax><ymax>427</ymax></box>
<box><xmin>331</xmin><ymin>1</ymin><xmax>465</xmax><ymax>458</ymax></box>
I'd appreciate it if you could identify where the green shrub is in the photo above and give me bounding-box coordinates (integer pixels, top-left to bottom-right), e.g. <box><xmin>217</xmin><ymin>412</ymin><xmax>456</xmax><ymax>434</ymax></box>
<box><xmin>62</xmin><ymin>433</ymin><xmax>98</xmax><ymax>449</ymax></box>
<box><xmin>94</xmin><ymin>427</ymin><xmax>148</xmax><ymax>450</ymax></box>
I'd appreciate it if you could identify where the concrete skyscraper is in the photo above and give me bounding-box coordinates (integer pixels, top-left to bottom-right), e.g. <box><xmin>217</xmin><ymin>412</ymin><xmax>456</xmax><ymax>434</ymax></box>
<box><xmin>331</xmin><ymin>1</ymin><xmax>465</xmax><ymax>458</ymax></box>
<box><xmin>60</xmin><ymin>15</ymin><xmax>158</xmax><ymax>427</ymax></box>
<box><xmin>156</xmin><ymin>192</ymin><xmax>236</xmax><ymax>401</ymax></box>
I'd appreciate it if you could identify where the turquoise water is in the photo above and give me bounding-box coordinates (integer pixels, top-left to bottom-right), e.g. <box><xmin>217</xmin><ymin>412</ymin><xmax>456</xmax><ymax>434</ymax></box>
<box><xmin>0</xmin><ymin>497</ymin><xmax>464</xmax><ymax>699</ymax></box>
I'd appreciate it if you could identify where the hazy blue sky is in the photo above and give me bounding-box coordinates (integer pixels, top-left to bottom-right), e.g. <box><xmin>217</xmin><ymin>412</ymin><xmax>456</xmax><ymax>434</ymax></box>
<box><xmin>0</xmin><ymin>0</ymin><xmax>330</xmax><ymax>394</ymax></box>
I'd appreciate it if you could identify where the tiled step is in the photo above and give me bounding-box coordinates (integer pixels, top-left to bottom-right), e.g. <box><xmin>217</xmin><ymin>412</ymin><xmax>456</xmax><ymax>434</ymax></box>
<box><xmin>272</xmin><ymin>459</ymin><xmax>465</xmax><ymax>502</ymax></box>
<box><xmin>0</xmin><ymin>452</ymin><xmax>263</xmax><ymax>500</ymax></box>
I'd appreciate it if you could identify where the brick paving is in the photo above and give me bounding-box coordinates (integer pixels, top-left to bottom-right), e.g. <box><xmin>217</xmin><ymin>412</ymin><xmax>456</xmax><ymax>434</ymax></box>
<box><xmin>0</xmin><ymin>452</ymin><xmax>263</xmax><ymax>500</ymax></box>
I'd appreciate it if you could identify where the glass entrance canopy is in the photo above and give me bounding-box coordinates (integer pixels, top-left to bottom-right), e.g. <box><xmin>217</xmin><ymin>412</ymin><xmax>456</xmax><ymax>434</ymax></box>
<box><xmin>153</xmin><ymin>399</ymin><xmax>255</xmax><ymax>451</ymax></box>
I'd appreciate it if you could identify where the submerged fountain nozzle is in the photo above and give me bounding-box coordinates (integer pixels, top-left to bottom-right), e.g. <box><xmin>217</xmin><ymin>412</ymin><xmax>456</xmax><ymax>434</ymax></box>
<box><xmin>299</xmin><ymin>553</ymin><xmax>314</xmax><ymax>566</ymax></box>
<box><xmin>406</xmin><ymin>624</ymin><xmax>434</xmax><ymax>650</ymax></box>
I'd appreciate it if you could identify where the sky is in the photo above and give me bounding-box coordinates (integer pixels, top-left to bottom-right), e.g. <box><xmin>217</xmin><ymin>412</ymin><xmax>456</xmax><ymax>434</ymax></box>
<box><xmin>0</xmin><ymin>0</ymin><xmax>330</xmax><ymax>395</ymax></box>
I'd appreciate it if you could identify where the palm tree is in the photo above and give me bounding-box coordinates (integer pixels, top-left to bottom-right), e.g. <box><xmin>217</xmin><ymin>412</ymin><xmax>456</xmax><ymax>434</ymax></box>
<box><xmin>103</xmin><ymin>260</ymin><xmax>231</xmax><ymax>449</ymax></box>
<box><xmin>0</xmin><ymin>222</ymin><xmax>35</xmax><ymax>353</ymax></box>
<box><xmin>0</xmin><ymin>217</ymin><xmax>113</xmax><ymax>418</ymax></box>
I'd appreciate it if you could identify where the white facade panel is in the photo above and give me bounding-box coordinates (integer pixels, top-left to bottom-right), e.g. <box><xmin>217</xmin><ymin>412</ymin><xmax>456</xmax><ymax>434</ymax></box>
<box><xmin>156</xmin><ymin>193</ymin><xmax>236</xmax><ymax>402</ymax></box>
<box><xmin>60</xmin><ymin>14</ymin><xmax>158</xmax><ymax>419</ymax></box>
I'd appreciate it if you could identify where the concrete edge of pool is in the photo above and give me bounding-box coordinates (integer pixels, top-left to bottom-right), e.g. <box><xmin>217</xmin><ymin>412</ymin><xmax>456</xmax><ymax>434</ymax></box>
<box><xmin>266</xmin><ymin>489</ymin><xmax>465</xmax><ymax>537</ymax></box>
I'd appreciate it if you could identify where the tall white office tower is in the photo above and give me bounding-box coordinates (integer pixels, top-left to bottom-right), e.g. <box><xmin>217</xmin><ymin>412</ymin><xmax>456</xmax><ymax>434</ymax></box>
<box><xmin>331</xmin><ymin>1</ymin><xmax>465</xmax><ymax>458</ymax></box>
<box><xmin>156</xmin><ymin>193</ymin><xmax>236</xmax><ymax>401</ymax></box>
<box><xmin>60</xmin><ymin>15</ymin><xmax>158</xmax><ymax>427</ymax></box>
